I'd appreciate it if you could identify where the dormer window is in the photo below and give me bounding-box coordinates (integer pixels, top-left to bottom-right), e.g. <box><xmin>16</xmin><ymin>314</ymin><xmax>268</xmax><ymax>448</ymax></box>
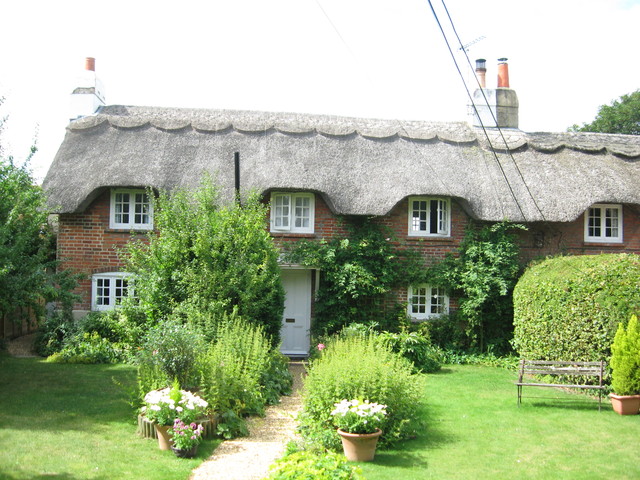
<box><xmin>408</xmin><ymin>197</ymin><xmax>450</xmax><ymax>237</ymax></box>
<box><xmin>585</xmin><ymin>204</ymin><xmax>622</xmax><ymax>243</ymax></box>
<box><xmin>110</xmin><ymin>189</ymin><xmax>153</xmax><ymax>230</ymax></box>
<box><xmin>270</xmin><ymin>192</ymin><xmax>315</xmax><ymax>234</ymax></box>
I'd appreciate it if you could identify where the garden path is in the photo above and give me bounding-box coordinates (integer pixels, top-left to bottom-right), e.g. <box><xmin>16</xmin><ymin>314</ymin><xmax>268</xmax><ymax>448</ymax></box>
<box><xmin>190</xmin><ymin>362</ymin><xmax>305</xmax><ymax>480</ymax></box>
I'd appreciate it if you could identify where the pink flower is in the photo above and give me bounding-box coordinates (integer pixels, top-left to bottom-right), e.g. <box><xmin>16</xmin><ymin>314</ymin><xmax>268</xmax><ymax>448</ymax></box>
<box><xmin>317</xmin><ymin>343</ymin><xmax>326</xmax><ymax>351</ymax></box>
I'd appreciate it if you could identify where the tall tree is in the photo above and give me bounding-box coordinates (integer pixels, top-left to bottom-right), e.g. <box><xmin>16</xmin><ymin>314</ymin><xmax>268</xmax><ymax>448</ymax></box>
<box><xmin>570</xmin><ymin>90</ymin><xmax>640</xmax><ymax>135</ymax></box>
<box><xmin>124</xmin><ymin>179</ymin><xmax>285</xmax><ymax>343</ymax></box>
<box><xmin>0</xmin><ymin>97</ymin><xmax>77</xmax><ymax>325</ymax></box>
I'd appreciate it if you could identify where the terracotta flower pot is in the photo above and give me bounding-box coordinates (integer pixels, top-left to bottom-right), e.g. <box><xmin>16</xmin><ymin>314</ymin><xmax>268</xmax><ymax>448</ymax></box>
<box><xmin>610</xmin><ymin>393</ymin><xmax>640</xmax><ymax>415</ymax></box>
<box><xmin>155</xmin><ymin>424</ymin><xmax>173</xmax><ymax>450</ymax></box>
<box><xmin>337</xmin><ymin>428</ymin><xmax>382</xmax><ymax>462</ymax></box>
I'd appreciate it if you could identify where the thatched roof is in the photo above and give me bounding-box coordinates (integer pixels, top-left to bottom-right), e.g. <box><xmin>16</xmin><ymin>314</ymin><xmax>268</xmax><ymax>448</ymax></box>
<box><xmin>42</xmin><ymin>105</ymin><xmax>640</xmax><ymax>222</ymax></box>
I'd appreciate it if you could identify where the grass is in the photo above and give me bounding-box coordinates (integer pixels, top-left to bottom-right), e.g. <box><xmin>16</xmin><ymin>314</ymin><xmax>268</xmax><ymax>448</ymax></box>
<box><xmin>0</xmin><ymin>355</ymin><xmax>221</xmax><ymax>480</ymax></box>
<box><xmin>359</xmin><ymin>365</ymin><xmax>640</xmax><ymax>480</ymax></box>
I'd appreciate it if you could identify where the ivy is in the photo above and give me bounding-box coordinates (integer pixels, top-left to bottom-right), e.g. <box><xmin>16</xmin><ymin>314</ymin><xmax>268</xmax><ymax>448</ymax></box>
<box><xmin>286</xmin><ymin>217</ymin><xmax>420</xmax><ymax>335</ymax></box>
<box><xmin>430</xmin><ymin>221</ymin><xmax>525</xmax><ymax>352</ymax></box>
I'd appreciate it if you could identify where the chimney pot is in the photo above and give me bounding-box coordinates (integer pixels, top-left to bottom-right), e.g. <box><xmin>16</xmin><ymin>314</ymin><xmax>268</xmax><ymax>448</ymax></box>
<box><xmin>497</xmin><ymin>57</ymin><xmax>509</xmax><ymax>88</ymax></box>
<box><xmin>85</xmin><ymin>57</ymin><xmax>96</xmax><ymax>72</ymax></box>
<box><xmin>475</xmin><ymin>58</ymin><xmax>487</xmax><ymax>88</ymax></box>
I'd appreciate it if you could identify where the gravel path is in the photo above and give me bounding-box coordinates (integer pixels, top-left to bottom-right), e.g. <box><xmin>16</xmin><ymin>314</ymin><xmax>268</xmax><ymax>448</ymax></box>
<box><xmin>190</xmin><ymin>362</ymin><xmax>305</xmax><ymax>480</ymax></box>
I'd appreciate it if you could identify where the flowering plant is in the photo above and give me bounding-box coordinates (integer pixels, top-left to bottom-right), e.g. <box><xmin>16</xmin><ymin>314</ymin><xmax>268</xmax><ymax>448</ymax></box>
<box><xmin>331</xmin><ymin>399</ymin><xmax>387</xmax><ymax>434</ymax></box>
<box><xmin>142</xmin><ymin>385</ymin><xmax>209</xmax><ymax>426</ymax></box>
<box><xmin>170</xmin><ymin>419</ymin><xmax>204</xmax><ymax>450</ymax></box>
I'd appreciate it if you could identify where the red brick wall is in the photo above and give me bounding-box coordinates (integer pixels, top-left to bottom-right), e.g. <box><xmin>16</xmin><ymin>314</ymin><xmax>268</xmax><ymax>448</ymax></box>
<box><xmin>517</xmin><ymin>204</ymin><xmax>640</xmax><ymax>265</ymax></box>
<box><xmin>58</xmin><ymin>190</ymin><xmax>147</xmax><ymax>311</ymax></box>
<box><xmin>60</xmin><ymin>190</ymin><xmax>640</xmax><ymax>314</ymax></box>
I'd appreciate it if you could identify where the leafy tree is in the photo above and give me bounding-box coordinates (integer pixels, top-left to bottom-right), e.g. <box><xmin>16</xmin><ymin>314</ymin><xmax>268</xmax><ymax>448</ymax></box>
<box><xmin>123</xmin><ymin>179</ymin><xmax>285</xmax><ymax>343</ymax></box>
<box><xmin>569</xmin><ymin>89</ymin><xmax>640</xmax><ymax>135</ymax></box>
<box><xmin>433</xmin><ymin>221</ymin><xmax>525</xmax><ymax>352</ymax></box>
<box><xmin>0</xmin><ymin>97</ymin><xmax>77</xmax><ymax>326</ymax></box>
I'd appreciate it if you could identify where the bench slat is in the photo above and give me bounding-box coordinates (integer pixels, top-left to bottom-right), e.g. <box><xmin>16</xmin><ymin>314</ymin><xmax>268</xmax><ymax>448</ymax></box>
<box><xmin>517</xmin><ymin>359</ymin><xmax>605</xmax><ymax>410</ymax></box>
<box><xmin>516</xmin><ymin>382</ymin><xmax>603</xmax><ymax>389</ymax></box>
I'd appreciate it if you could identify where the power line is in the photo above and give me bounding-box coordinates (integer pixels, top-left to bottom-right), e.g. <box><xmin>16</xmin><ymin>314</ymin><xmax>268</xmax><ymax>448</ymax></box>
<box><xmin>439</xmin><ymin>0</ymin><xmax>547</xmax><ymax>223</ymax></box>
<box><xmin>425</xmin><ymin>0</ymin><xmax>530</xmax><ymax>222</ymax></box>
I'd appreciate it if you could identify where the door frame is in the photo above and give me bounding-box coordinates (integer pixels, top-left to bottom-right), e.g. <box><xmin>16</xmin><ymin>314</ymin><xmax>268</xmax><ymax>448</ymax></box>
<box><xmin>279</xmin><ymin>265</ymin><xmax>317</xmax><ymax>357</ymax></box>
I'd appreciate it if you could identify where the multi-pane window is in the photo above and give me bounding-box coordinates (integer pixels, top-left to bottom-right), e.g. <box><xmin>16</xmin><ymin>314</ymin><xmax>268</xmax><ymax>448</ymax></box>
<box><xmin>408</xmin><ymin>284</ymin><xmax>449</xmax><ymax>320</ymax></box>
<box><xmin>92</xmin><ymin>273</ymin><xmax>134</xmax><ymax>311</ymax></box>
<box><xmin>585</xmin><ymin>204</ymin><xmax>623</xmax><ymax>243</ymax></box>
<box><xmin>271</xmin><ymin>193</ymin><xmax>315</xmax><ymax>233</ymax></box>
<box><xmin>408</xmin><ymin>197</ymin><xmax>450</xmax><ymax>236</ymax></box>
<box><xmin>110</xmin><ymin>189</ymin><xmax>153</xmax><ymax>230</ymax></box>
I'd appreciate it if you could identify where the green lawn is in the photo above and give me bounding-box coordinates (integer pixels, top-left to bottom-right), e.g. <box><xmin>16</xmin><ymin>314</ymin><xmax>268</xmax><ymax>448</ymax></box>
<box><xmin>360</xmin><ymin>365</ymin><xmax>640</xmax><ymax>480</ymax></box>
<box><xmin>2</xmin><ymin>356</ymin><xmax>639</xmax><ymax>480</ymax></box>
<box><xmin>0</xmin><ymin>355</ymin><xmax>220</xmax><ymax>480</ymax></box>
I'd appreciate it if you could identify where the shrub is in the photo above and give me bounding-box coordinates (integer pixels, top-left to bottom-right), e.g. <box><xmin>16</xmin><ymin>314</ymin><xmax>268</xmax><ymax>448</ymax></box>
<box><xmin>298</xmin><ymin>334</ymin><xmax>423</xmax><ymax>450</ymax></box>
<box><xmin>46</xmin><ymin>332</ymin><xmax>123</xmax><ymax>364</ymax></box>
<box><xmin>34</xmin><ymin>310</ymin><xmax>77</xmax><ymax>357</ymax></box>
<box><xmin>203</xmin><ymin>315</ymin><xmax>270</xmax><ymax>415</ymax></box>
<box><xmin>610</xmin><ymin>315</ymin><xmax>640</xmax><ymax>395</ymax></box>
<box><xmin>265</xmin><ymin>449</ymin><xmax>365</xmax><ymax>480</ymax></box>
<box><xmin>123</xmin><ymin>180</ymin><xmax>285</xmax><ymax>344</ymax></box>
<box><xmin>512</xmin><ymin>254</ymin><xmax>640</xmax><ymax>361</ymax></box>
<box><xmin>377</xmin><ymin>330</ymin><xmax>443</xmax><ymax>373</ymax></box>
<box><xmin>138</xmin><ymin>319</ymin><xmax>206</xmax><ymax>390</ymax></box>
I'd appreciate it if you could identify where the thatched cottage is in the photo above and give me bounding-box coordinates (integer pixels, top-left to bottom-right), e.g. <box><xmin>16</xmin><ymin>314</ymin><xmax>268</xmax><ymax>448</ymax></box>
<box><xmin>43</xmin><ymin>59</ymin><xmax>640</xmax><ymax>355</ymax></box>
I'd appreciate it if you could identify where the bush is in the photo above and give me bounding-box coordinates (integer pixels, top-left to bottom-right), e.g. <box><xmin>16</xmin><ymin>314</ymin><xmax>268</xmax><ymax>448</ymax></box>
<box><xmin>203</xmin><ymin>314</ymin><xmax>271</xmax><ymax>416</ymax></box>
<box><xmin>512</xmin><ymin>254</ymin><xmax>640</xmax><ymax>361</ymax></box>
<box><xmin>123</xmin><ymin>180</ymin><xmax>285</xmax><ymax>344</ymax></box>
<box><xmin>377</xmin><ymin>330</ymin><xmax>443</xmax><ymax>373</ymax></box>
<box><xmin>46</xmin><ymin>332</ymin><xmax>123</xmax><ymax>364</ymax></box>
<box><xmin>610</xmin><ymin>315</ymin><xmax>640</xmax><ymax>395</ymax></box>
<box><xmin>298</xmin><ymin>334</ymin><xmax>423</xmax><ymax>450</ymax></box>
<box><xmin>137</xmin><ymin>319</ymin><xmax>206</xmax><ymax>390</ymax></box>
<box><xmin>265</xmin><ymin>449</ymin><xmax>365</xmax><ymax>480</ymax></box>
<box><xmin>34</xmin><ymin>310</ymin><xmax>77</xmax><ymax>357</ymax></box>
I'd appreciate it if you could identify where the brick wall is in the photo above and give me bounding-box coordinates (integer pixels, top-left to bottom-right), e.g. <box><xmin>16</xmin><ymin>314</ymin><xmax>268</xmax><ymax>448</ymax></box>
<box><xmin>57</xmin><ymin>190</ymin><xmax>147</xmax><ymax>312</ymax></box>
<box><xmin>59</xmin><ymin>190</ymin><xmax>640</xmax><ymax>314</ymax></box>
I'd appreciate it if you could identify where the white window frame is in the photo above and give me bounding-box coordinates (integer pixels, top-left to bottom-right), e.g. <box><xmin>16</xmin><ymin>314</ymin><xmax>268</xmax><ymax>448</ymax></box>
<box><xmin>91</xmin><ymin>272</ymin><xmax>134</xmax><ymax>311</ymax></box>
<box><xmin>407</xmin><ymin>284</ymin><xmax>449</xmax><ymax>320</ymax></box>
<box><xmin>270</xmin><ymin>192</ymin><xmax>315</xmax><ymax>234</ymax></box>
<box><xmin>109</xmin><ymin>188</ymin><xmax>153</xmax><ymax>230</ymax></box>
<box><xmin>584</xmin><ymin>203</ymin><xmax>623</xmax><ymax>243</ymax></box>
<box><xmin>408</xmin><ymin>196</ymin><xmax>450</xmax><ymax>237</ymax></box>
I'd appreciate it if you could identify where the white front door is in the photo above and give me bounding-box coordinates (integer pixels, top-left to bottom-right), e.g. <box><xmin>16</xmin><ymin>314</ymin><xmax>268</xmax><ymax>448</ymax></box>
<box><xmin>280</xmin><ymin>269</ymin><xmax>312</xmax><ymax>356</ymax></box>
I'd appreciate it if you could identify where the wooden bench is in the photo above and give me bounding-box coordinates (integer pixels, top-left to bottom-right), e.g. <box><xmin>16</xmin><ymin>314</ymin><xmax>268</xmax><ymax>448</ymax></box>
<box><xmin>516</xmin><ymin>359</ymin><xmax>606</xmax><ymax>410</ymax></box>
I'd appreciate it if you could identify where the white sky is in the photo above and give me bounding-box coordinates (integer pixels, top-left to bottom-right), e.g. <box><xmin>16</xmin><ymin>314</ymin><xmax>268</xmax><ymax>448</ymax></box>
<box><xmin>1</xmin><ymin>0</ymin><xmax>639</xmax><ymax>182</ymax></box>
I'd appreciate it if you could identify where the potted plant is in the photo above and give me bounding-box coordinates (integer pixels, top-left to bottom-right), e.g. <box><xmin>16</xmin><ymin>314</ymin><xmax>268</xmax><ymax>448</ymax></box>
<box><xmin>169</xmin><ymin>419</ymin><xmax>204</xmax><ymax>458</ymax></box>
<box><xmin>331</xmin><ymin>399</ymin><xmax>387</xmax><ymax>461</ymax></box>
<box><xmin>610</xmin><ymin>315</ymin><xmax>640</xmax><ymax>415</ymax></box>
<box><xmin>142</xmin><ymin>382</ymin><xmax>209</xmax><ymax>449</ymax></box>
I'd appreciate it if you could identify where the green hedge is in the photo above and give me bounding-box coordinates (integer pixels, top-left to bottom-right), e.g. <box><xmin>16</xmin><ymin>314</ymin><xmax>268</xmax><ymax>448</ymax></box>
<box><xmin>512</xmin><ymin>254</ymin><xmax>640</xmax><ymax>361</ymax></box>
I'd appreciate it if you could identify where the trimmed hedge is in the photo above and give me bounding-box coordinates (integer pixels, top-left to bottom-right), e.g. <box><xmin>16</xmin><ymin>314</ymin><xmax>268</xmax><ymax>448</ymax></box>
<box><xmin>512</xmin><ymin>254</ymin><xmax>640</xmax><ymax>361</ymax></box>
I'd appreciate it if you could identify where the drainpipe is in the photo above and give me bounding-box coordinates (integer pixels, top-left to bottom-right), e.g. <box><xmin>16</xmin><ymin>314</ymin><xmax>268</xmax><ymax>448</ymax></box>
<box><xmin>234</xmin><ymin>151</ymin><xmax>241</xmax><ymax>205</ymax></box>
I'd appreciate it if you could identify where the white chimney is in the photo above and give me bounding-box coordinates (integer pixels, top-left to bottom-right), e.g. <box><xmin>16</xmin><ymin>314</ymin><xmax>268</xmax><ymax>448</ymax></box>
<box><xmin>469</xmin><ymin>58</ymin><xmax>519</xmax><ymax>129</ymax></box>
<box><xmin>70</xmin><ymin>57</ymin><xmax>106</xmax><ymax>121</ymax></box>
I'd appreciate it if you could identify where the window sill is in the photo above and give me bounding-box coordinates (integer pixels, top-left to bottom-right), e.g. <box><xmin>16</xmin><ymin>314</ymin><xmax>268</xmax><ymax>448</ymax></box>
<box><xmin>270</xmin><ymin>232</ymin><xmax>317</xmax><ymax>239</ymax></box>
<box><xmin>405</xmin><ymin>235</ymin><xmax>454</xmax><ymax>243</ymax></box>
<box><xmin>105</xmin><ymin>228</ymin><xmax>152</xmax><ymax>235</ymax></box>
<box><xmin>583</xmin><ymin>241</ymin><xmax>625</xmax><ymax>248</ymax></box>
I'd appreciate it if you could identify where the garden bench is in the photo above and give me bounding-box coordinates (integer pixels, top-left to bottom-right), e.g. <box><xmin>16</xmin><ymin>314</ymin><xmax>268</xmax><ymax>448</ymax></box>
<box><xmin>516</xmin><ymin>359</ymin><xmax>606</xmax><ymax>410</ymax></box>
